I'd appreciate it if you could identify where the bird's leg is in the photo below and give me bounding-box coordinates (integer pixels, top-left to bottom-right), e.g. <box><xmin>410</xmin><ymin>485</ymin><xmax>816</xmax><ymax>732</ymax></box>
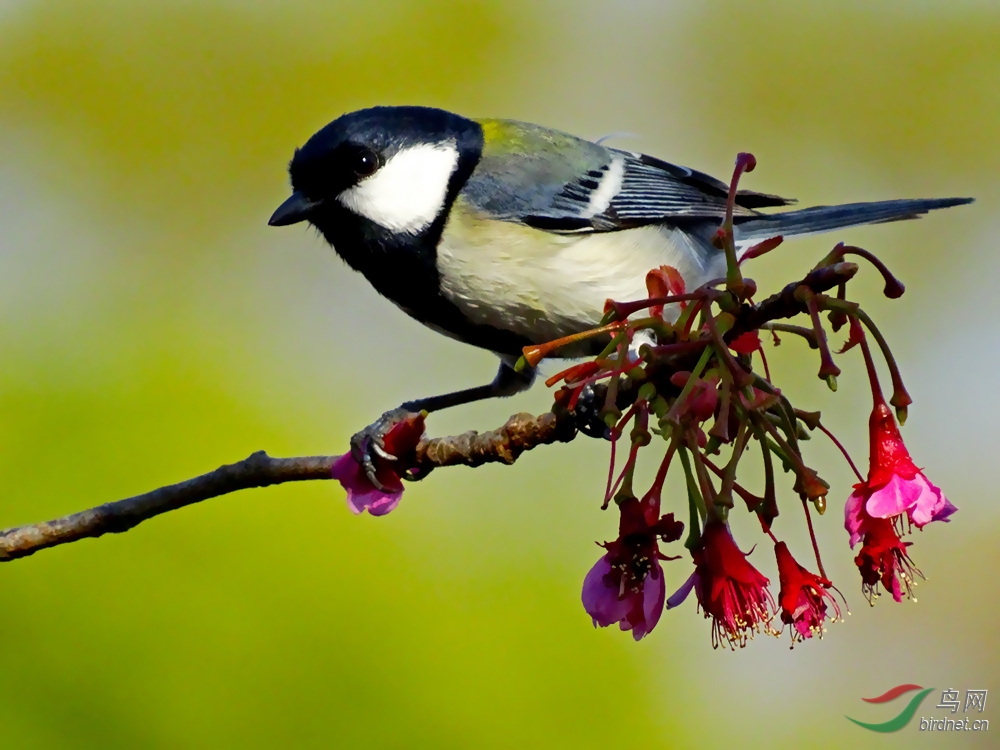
<box><xmin>351</xmin><ymin>361</ymin><xmax>536</xmax><ymax>487</ymax></box>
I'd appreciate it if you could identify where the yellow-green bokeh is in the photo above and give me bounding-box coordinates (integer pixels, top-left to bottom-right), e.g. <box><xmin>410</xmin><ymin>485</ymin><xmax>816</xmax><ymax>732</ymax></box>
<box><xmin>1</xmin><ymin>2</ymin><xmax>997</xmax><ymax>747</ymax></box>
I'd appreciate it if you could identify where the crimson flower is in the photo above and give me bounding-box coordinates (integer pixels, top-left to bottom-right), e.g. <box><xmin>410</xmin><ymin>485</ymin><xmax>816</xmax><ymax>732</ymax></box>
<box><xmin>843</xmin><ymin>398</ymin><xmax>949</xmax><ymax>602</ymax></box>
<box><xmin>667</xmin><ymin>521</ymin><xmax>775</xmax><ymax>649</ymax></box>
<box><xmin>773</xmin><ymin>541</ymin><xmax>843</xmax><ymax>643</ymax></box>
<box><xmin>582</xmin><ymin>497</ymin><xmax>684</xmax><ymax>641</ymax></box>
<box><xmin>846</xmin><ymin>492</ymin><xmax>922</xmax><ymax>603</ymax></box>
<box><xmin>331</xmin><ymin>413</ymin><xmax>425</xmax><ymax>516</ymax></box>
<box><xmin>850</xmin><ymin>400</ymin><xmax>956</xmax><ymax>529</ymax></box>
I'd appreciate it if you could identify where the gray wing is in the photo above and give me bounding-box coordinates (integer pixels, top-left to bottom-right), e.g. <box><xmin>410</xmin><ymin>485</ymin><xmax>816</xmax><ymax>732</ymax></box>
<box><xmin>460</xmin><ymin>120</ymin><xmax>793</xmax><ymax>233</ymax></box>
<box><xmin>543</xmin><ymin>151</ymin><xmax>794</xmax><ymax>232</ymax></box>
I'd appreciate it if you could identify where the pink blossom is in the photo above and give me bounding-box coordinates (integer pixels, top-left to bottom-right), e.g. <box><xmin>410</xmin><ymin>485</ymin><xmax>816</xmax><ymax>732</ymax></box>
<box><xmin>865</xmin><ymin>473</ymin><xmax>956</xmax><ymax>528</ymax></box>
<box><xmin>844</xmin><ymin>400</ymin><xmax>948</xmax><ymax>602</ymax></box>
<box><xmin>845</xmin><ymin>490</ymin><xmax>865</xmax><ymax>548</ymax></box>
<box><xmin>330</xmin><ymin>413</ymin><xmax>425</xmax><ymax>517</ymax></box>
<box><xmin>581</xmin><ymin>497</ymin><xmax>683</xmax><ymax>641</ymax></box>
<box><xmin>850</xmin><ymin>400</ymin><xmax>956</xmax><ymax>530</ymax></box>
<box><xmin>582</xmin><ymin>553</ymin><xmax>666</xmax><ymax>641</ymax></box>
<box><xmin>331</xmin><ymin>453</ymin><xmax>404</xmax><ymax>516</ymax></box>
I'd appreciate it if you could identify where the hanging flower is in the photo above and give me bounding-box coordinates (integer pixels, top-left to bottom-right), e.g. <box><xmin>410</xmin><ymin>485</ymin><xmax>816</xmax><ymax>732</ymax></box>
<box><xmin>667</xmin><ymin>521</ymin><xmax>775</xmax><ymax>649</ymax></box>
<box><xmin>855</xmin><ymin>400</ymin><xmax>957</xmax><ymax>529</ymax></box>
<box><xmin>842</xmin><ymin>398</ymin><xmax>949</xmax><ymax>602</ymax></box>
<box><xmin>582</xmin><ymin>497</ymin><xmax>684</xmax><ymax>641</ymax></box>
<box><xmin>852</xmin><ymin>513</ymin><xmax>922</xmax><ymax>604</ymax></box>
<box><xmin>846</xmin><ymin>490</ymin><xmax>923</xmax><ymax>603</ymax></box>
<box><xmin>773</xmin><ymin>541</ymin><xmax>843</xmax><ymax>642</ymax></box>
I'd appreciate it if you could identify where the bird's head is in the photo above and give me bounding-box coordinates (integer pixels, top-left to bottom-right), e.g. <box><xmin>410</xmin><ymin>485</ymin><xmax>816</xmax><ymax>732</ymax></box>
<box><xmin>269</xmin><ymin>106</ymin><xmax>481</xmax><ymax>240</ymax></box>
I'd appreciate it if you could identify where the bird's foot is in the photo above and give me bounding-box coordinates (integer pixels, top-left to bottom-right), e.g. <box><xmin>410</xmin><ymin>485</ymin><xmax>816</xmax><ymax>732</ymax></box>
<box><xmin>350</xmin><ymin>408</ymin><xmax>428</xmax><ymax>489</ymax></box>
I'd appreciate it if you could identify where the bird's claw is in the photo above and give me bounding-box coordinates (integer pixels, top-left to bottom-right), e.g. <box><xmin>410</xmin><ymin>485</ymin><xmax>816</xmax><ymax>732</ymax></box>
<box><xmin>350</xmin><ymin>407</ymin><xmax>417</xmax><ymax>489</ymax></box>
<box><xmin>371</xmin><ymin>441</ymin><xmax>398</xmax><ymax>462</ymax></box>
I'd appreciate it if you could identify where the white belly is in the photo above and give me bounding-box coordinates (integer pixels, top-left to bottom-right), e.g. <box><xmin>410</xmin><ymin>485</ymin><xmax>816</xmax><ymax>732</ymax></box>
<box><xmin>436</xmin><ymin>206</ymin><xmax>725</xmax><ymax>345</ymax></box>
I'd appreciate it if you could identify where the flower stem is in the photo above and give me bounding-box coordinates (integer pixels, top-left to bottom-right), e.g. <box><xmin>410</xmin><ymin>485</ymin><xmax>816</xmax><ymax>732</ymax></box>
<box><xmin>801</xmin><ymin>499</ymin><xmax>828</xmax><ymax>579</ymax></box>
<box><xmin>688</xmin><ymin>434</ymin><xmax>722</xmax><ymax>521</ymax></box>
<box><xmin>709</xmin><ymin>362</ymin><xmax>733</xmax><ymax>442</ymax></box>
<box><xmin>601</xmin><ymin>329</ymin><xmax>634</xmax><ymax>422</ymax></box>
<box><xmin>608</xmin><ymin>292</ymin><xmax>707</xmax><ymax>322</ymax></box>
<box><xmin>818</xmin><ymin>298</ymin><xmax>910</xmax><ymax>415</ymax></box>
<box><xmin>758</xmin><ymin>343</ymin><xmax>772</xmax><ymax>383</ymax></box>
<box><xmin>853</xmin><ymin>317</ymin><xmax>885</xmax><ymax>405</ymax></box>
<box><xmin>752</xmin><ymin>375</ymin><xmax>801</xmax><ymax>455</ymax></box>
<box><xmin>718</xmin><ymin>152</ymin><xmax>756</xmax><ymax>297</ymax></box>
<box><xmin>815</xmin><ymin>421</ymin><xmax>865</xmax><ymax>483</ymax></box>
<box><xmin>763</xmin><ymin>323</ymin><xmax>819</xmax><ymax>349</ymax></box>
<box><xmin>718</xmin><ymin>419</ymin><xmax>750</xmax><ymax>506</ymax></box>
<box><xmin>754</xmin><ymin>414</ymin><xmax>828</xmax><ymax>502</ymax></box>
<box><xmin>603</xmin><ymin>402</ymin><xmax>638</xmax><ymax>508</ymax></box>
<box><xmin>644</xmin><ymin>433</ymin><xmax>680</xmax><ymax>518</ymax></box>
<box><xmin>749</xmin><ymin>418</ymin><xmax>778</xmax><ymax>528</ymax></box>
<box><xmin>704</xmin><ymin>306</ymin><xmax>753</xmax><ymax>388</ymax></box>
<box><xmin>802</xmin><ymin>290</ymin><xmax>841</xmax><ymax>388</ymax></box>
<box><xmin>818</xmin><ymin>243</ymin><xmax>905</xmax><ymax>299</ymax></box>
<box><xmin>702</xmin><ymin>455</ymin><xmax>766</xmax><ymax>516</ymax></box>
<box><xmin>675</xmin><ymin>298</ymin><xmax>704</xmax><ymax>340</ymax></box>
<box><xmin>678</xmin><ymin>446</ymin><xmax>705</xmax><ymax>549</ymax></box>
<box><xmin>852</xmin><ymin>308</ymin><xmax>913</xmax><ymax>417</ymax></box>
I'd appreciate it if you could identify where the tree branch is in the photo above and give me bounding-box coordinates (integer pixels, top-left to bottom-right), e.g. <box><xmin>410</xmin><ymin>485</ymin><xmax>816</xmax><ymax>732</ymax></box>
<box><xmin>0</xmin><ymin>261</ymin><xmax>860</xmax><ymax>564</ymax></box>
<box><xmin>0</xmin><ymin>411</ymin><xmax>576</xmax><ymax>563</ymax></box>
<box><xmin>727</xmin><ymin>261</ymin><xmax>859</xmax><ymax>339</ymax></box>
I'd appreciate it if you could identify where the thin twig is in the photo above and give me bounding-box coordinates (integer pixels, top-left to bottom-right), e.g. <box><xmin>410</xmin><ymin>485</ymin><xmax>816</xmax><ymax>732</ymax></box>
<box><xmin>0</xmin><ymin>411</ymin><xmax>575</xmax><ymax>563</ymax></box>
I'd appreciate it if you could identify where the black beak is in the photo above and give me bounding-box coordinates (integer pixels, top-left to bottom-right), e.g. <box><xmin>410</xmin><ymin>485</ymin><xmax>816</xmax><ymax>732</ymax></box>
<box><xmin>268</xmin><ymin>191</ymin><xmax>320</xmax><ymax>226</ymax></box>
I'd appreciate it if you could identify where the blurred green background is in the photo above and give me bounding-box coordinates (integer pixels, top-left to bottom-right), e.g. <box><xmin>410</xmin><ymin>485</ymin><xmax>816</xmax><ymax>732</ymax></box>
<box><xmin>1</xmin><ymin>1</ymin><xmax>997</xmax><ymax>747</ymax></box>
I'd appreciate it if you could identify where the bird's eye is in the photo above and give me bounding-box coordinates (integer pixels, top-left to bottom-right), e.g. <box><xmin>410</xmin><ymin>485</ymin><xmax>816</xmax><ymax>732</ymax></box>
<box><xmin>354</xmin><ymin>149</ymin><xmax>380</xmax><ymax>178</ymax></box>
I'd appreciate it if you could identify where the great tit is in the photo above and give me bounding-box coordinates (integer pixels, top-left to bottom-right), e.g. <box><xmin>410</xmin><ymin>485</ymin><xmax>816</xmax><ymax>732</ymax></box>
<box><xmin>269</xmin><ymin>105</ymin><xmax>971</xmax><ymax>471</ymax></box>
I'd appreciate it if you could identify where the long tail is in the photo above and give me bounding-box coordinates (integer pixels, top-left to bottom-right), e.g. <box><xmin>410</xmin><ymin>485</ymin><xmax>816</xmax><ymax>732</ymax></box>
<box><xmin>733</xmin><ymin>197</ymin><xmax>973</xmax><ymax>242</ymax></box>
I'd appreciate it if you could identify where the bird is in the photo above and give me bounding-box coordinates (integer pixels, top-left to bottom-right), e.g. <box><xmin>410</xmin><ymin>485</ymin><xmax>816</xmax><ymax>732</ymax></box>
<box><xmin>269</xmin><ymin>105</ymin><xmax>971</xmax><ymax>479</ymax></box>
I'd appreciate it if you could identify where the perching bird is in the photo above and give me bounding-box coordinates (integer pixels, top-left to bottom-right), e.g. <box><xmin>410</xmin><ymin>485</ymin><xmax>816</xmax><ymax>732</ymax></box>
<box><xmin>269</xmin><ymin>105</ymin><xmax>971</xmax><ymax>475</ymax></box>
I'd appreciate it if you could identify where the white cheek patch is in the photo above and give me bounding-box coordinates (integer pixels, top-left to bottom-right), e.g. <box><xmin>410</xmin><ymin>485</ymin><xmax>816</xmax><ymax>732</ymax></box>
<box><xmin>337</xmin><ymin>141</ymin><xmax>459</xmax><ymax>234</ymax></box>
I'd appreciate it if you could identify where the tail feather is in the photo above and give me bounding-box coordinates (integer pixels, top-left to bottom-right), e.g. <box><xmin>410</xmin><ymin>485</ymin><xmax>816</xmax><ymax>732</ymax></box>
<box><xmin>733</xmin><ymin>197</ymin><xmax>974</xmax><ymax>242</ymax></box>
